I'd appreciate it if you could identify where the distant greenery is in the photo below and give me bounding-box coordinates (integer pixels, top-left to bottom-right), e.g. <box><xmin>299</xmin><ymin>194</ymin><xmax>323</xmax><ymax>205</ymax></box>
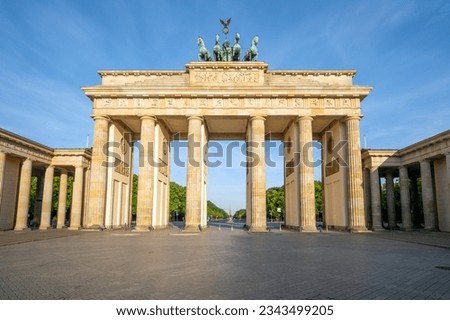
<box><xmin>28</xmin><ymin>175</ymin><xmax>73</xmax><ymax>221</ymax></box>
<box><xmin>233</xmin><ymin>181</ymin><xmax>323</xmax><ymax>220</ymax></box>
<box><xmin>169</xmin><ymin>181</ymin><xmax>186</xmax><ymax>217</ymax></box>
<box><xmin>207</xmin><ymin>200</ymin><xmax>228</xmax><ymax>219</ymax></box>
<box><xmin>28</xmin><ymin>174</ymin><xmax>322</xmax><ymax>225</ymax></box>
<box><xmin>234</xmin><ymin>208</ymin><xmax>246</xmax><ymax>219</ymax></box>
<box><xmin>314</xmin><ymin>181</ymin><xmax>323</xmax><ymax>215</ymax></box>
<box><xmin>132</xmin><ymin>174</ymin><xmax>138</xmax><ymax>215</ymax></box>
<box><xmin>266</xmin><ymin>186</ymin><xmax>284</xmax><ymax>220</ymax></box>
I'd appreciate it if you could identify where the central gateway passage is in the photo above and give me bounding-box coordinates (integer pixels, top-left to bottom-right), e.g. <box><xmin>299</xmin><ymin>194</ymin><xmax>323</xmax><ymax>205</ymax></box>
<box><xmin>82</xmin><ymin>62</ymin><xmax>372</xmax><ymax>232</ymax></box>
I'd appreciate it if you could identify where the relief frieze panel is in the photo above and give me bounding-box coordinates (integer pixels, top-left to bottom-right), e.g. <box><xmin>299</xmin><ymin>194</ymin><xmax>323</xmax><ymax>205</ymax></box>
<box><xmin>191</xmin><ymin>70</ymin><xmax>260</xmax><ymax>85</ymax></box>
<box><xmin>95</xmin><ymin>97</ymin><xmax>358</xmax><ymax>110</ymax></box>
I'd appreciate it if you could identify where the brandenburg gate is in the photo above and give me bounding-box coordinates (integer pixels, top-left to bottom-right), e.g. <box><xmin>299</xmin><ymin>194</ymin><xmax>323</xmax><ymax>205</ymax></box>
<box><xmin>82</xmin><ymin>58</ymin><xmax>372</xmax><ymax>232</ymax></box>
<box><xmin>1</xmin><ymin>22</ymin><xmax>449</xmax><ymax>234</ymax></box>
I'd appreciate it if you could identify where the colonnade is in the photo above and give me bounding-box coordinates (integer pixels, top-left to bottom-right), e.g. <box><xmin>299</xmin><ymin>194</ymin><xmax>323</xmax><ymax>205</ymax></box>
<box><xmin>0</xmin><ymin>155</ymin><xmax>88</xmax><ymax>231</ymax></box>
<box><xmin>364</xmin><ymin>151</ymin><xmax>450</xmax><ymax>232</ymax></box>
<box><xmin>83</xmin><ymin>112</ymin><xmax>368</xmax><ymax>232</ymax></box>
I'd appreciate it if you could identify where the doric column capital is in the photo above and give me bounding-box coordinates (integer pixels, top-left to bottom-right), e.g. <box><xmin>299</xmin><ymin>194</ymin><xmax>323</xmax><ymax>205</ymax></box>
<box><xmin>345</xmin><ymin>115</ymin><xmax>363</xmax><ymax>122</ymax></box>
<box><xmin>249</xmin><ymin>115</ymin><xmax>266</xmax><ymax>122</ymax></box>
<box><xmin>91</xmin><ymin>115</ymin><xmax>110</xmax><ymax>122</ymax></box>
<box><xmin>140</xmin><ymin>115</ymin><xmax>157</xmax><ymax>121</ymax></box>
<box><xmin>296</xmin><ymin>115</ymin><xmax>314</xmax><ymax>122</ymax></box>
<box><xmin>186</xmin><ymin>115</ymin><xmax>203</xmax><ymax>122</ymax></box>
<box><xmin>420</xmin><ymin>159</ymin><xmax>431</xmax><ymax>164</ymax></box>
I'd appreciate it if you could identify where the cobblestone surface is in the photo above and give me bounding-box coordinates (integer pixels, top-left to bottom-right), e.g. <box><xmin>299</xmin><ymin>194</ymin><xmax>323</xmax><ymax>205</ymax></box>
<box><xmin>0</xmin><ymin>228</ymin><xmax>449</xmax><ymax>299</ymax></box>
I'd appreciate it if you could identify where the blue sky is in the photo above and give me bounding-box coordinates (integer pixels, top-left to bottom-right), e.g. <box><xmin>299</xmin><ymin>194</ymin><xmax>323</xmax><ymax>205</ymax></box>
<box><xmin>1</xmin><ymin>0</ymin><xmax>449</xmax><ymax>212</ymax></box>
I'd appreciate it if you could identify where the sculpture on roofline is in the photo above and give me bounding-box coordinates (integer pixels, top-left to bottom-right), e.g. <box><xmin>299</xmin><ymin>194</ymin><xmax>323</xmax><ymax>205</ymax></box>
<box><xmin>197</xmin><ymin>36</ymin><xmax>212</xmax><ymax>62</ymax></box>
<box><xmin>197</xmin><ymin>18</ymin><xmax>259</xmax><ymax>62</ymax></box>
<box><xmin>244</xmin><ymin>36</ymin><xmax>259</xmax><ymax>61</ymax></box>
<box><xmin>213</xmin><ymin>34</ymin><xmax>223</xmax><ymax>61</ymax></box>
<box><xmin>232</xmin><ymin>33</ymin><xmax>241</xmax><ymax>61</ymax></box>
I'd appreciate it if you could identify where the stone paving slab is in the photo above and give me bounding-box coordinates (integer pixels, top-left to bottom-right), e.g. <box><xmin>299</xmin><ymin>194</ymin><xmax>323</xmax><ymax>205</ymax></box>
<box><xmin>0</xmin><ymin>229</ymin><xmax>82</xmax><ymax>247</ymax></box>
<box><xmin>0</xmin><ymin>228</ymin><xmax>449</xmax><ymax>300</ymax></box>
<box><xmin>367</xmin><ymin>230</ymin><xmax>450</xmax><ymax>249</ymax></box>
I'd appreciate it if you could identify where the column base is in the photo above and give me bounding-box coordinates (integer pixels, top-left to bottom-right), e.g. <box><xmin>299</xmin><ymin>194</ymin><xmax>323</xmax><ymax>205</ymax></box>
<box><xmin>39</xmin><ymin>226</ymin><xmax>52</xmax><ymax>230</ymax></box>
<box><xmin>349</xmin><ymin>226</ymin><xmax>370</xmax><ymax>233</ymax></box>
<box><xmin>400</xmin><ymin>226</ymin><xmax>413</xmax><ymax>232</ymax></box>
<box><xmin>152</xmin><ymin>225</ymin><xmax>170</xmax><ymax>230</ymax></box>
<box><xmin>14</xmin><ymin>226</ymin><xmax>30</xmax><ymax>231</ymax></box>
<box><xmin>183</xmin><ymin>225</ymin><xmax>201</xmax><ymax>233</ymax></box>
<box><xmin>83</xmin><ymin>224</ymin><xmax>104</xmax><ymax>231</ymax></box>
<box><xmin>248</xmin><ymin>226</ymin><xmax>268</xmax><ymax>233</ymax></box>
<box><xmin>300</xmin><ymin>225</ymin><xmax>318</xmax><ymax>232</ymax></box>
<box><xmin>68</xmin><ymin>226</ymin><xmax>81</xmax><ymax>230</ymax></box>
<box><xmin>371</xmin><ymin>226</ymin><xmax>385</xmax><ymax>232</ymax></box>
<box><xmin>133</xmin><ymin>225</ymin><xmax>153</xmax><ymax>232</ymax></box>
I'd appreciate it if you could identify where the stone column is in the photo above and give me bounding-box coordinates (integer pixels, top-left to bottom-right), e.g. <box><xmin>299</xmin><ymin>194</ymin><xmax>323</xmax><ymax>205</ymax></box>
<box><xmin>386</xmin><ymin>171</ymin><xmax>396</xmax><ymax>230</ymax></box>
<box><xmin>39</xmin><ymin>165</ymin><xmax>54</xmax><ymax>229</ymax></box>
<box><xmin>345</xmin><ymin>116</ymin><xmax>367</xmax><ymax>231</ymax></box>
<box><xmin>69</xmin><ymin>166</ymin><xmax>84</xmax><ymax>230</ymax></box>
<box><xmin>56</xmin><ymin>169</ymin><xmax>68</xmax><ymax>228</ymax></box>
<box><xmin>86</xmin><ymin>115</ymin><xmax>109</xmax><ymax>229</ymax></box>
<box><xmin>420</xmin><ymin>160</ymin><xmax>436</xmax><ymax>231</ymax></box>
<box><xmin>248</xmin><ymin>116</ymin><xmax>267</xmax><ymax>232</ymax></box>
<box><xmin>0</xmin><ymin>151</ymin><xmax>6</xmax><ymax>211</ymax></box>
<box><xmin>446</xmin><ymin>153</ymin><xmax>450</xmax><ymax>211</ymax></box>
<box><xmin>363</xmin><ymin>167</ymin><xmax>372</xmax><ymax>229</ymax></box>
<box><xmin>370</xmin><ymin>166</ymin><xmax>383</xmax><ymax>231</ymax></box>
<box><xmin>298</xmin><ymin>116</ymin><xmax>316</xmax><ymax>231</ymax></box>
<box><xmin>15</xmin><ymin>158</ymin><xmax>33</xmax><ymax>230</ymax></box>
<box><xmin>399</xmin><ymin>166</ymin><xmax>412</xmax><ymax>231</ymax></box>
<box><xmin>32</xmin><ymin>173</ymin><xmax>44</xmax><ymax>226</ymax></box>
<box><xmin>185</xmin><ymin>116</ymin><xmax>203</xmax><ymax>232</ymax></box>
<box><xmin>445</xmin><ymin>153</ymin><xmax>450</xmax><ymax>208</ymax></box>
<box><xmin>136</xmin><ymin>116</ymin><xmax>156</xmax><ymax>231</ymax></box>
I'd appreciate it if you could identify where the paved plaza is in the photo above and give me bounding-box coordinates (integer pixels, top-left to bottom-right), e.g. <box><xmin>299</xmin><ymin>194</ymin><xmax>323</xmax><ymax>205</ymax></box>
<box><xmin>0</xmin><ymin>227</ymin><xmax>449</xmax><ymax>300</ymax></box>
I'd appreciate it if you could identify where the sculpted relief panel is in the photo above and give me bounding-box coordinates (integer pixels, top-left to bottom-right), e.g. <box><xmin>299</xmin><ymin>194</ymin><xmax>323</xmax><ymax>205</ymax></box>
<box><xmin>191</xmin><ymin>70</ymin><xmax>261</xmax><ymax>85</ymax></box>
<box><xmin>96</xmin><ymin>97</ymin><xmax>358</xmax><ymax>111</ymax></box>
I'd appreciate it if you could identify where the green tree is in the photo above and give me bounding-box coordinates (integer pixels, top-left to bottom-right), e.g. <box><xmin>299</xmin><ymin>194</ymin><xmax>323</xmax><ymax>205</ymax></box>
<box><xmin>314</xmin><ymin>180</ymin><xmax>323</xmax><ymax>214</ymax></box>
<box><xmin>207</xmin><ymin>200</ymin><xmax>228</xmax><ymax>219</ymax></box>
<box><xmin>51</xmin><ymin>176</ymin><xmax>74</xmax><ymax>214</ymax></box>
<box><xmin>234</xmin><ymin>208</ymin><xmax>246</xmax><ymax>219</ymax></box>
<box><xmin>169</xmin><ymin>181</ymin><xmax>186</xmax><ymax>216</ymax></box>
<box><xmin>132</xmin><ymin>174</ymin><xmax>138</xmax><ymax>215</ymax></box>
<box><xmin>266</xmin><ymin>186</ymin><xmax>284</xmax><ymax>220</ymax></box>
